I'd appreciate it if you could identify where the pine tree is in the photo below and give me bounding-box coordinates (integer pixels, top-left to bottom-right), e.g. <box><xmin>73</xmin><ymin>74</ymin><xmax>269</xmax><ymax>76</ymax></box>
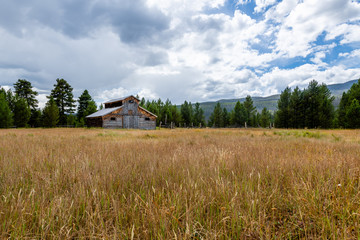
<box><xmin>288</xmin><ymin>86</ymin><xmax>303</xmax><ymax>128</ymax></box>
<box><xmin>13</xmin><ymin>96</ymin><xmax>31</xmax><ymax>127</ymax></box>
<box><xmin>318</xmin><ymin>84</ymin><xmax>335</xmax><ymax>128</ymax></box>
<box><xmin>222</xmin><ymin>108</ymin><xmax>230</xmax><ymax>127</ymax></box>
<box><xmin>302</xmin><ymin>80</ymin><xmax>334</xmax><ymax>128</ymax></box>
<box><xmin>67</xmin><ymin>114</ymin><xmax>77</xmax><ymax>126</ymax></box>
<box><xmin>337</xmin><ymin>91</ymin><xmax>349</xmax><ymax>128</ymax></box>
<box><xmin>0</xmin><ymin>91</ymin><xmax>13</xmax><ymax>128</ymax></box>
<box><xmin>5</xmin><ymin>89</ymin><xmax>15</xmax><ymax>112</ymax></box>
<box><xmin>77</xmin><ymin>90</ymin><xmax>93</xmax><ymax>120</ymax></box>
<box><xmin>259</xmin><ymin>107</ymin><xmax>271</xmax><ymax>128</ymax></box>
<box><xmin>243</xmin><ymin>95</ymin><xmax>256</xmax><ymax>126</ymax></box>
<box><xmin>345</xmin><ymin>99</ymin><xmax>360</xmax><ymax>128</ymax></box>
<box><xmin>140</xmin><ymin>97</ymin><xmax>146</xmax><ymax>107</ymax></box>
<box><xmin>180</xmin><ymin>101</ymin><xmax>193</xmax><ymax>126</ymax></box>
<box><xmin>231</xmin><ymin>101</ymin><xmax>246</xmax><ymax>127</ymax></box>
<box><xmin>170</xmin><ymin>105</ymin><xmax>181</xmax><ymax>125</ymax></box>
<box><xmin>208</xmin><ymin>102</ymin><xmax>223</xmax><ymax>127</ymax></box>
<box><xmin>49</xmin><ymin>78</ymin><xmax>75</xmax><ymax>125</ymax></box>
<box><xmin>13</xmin><ymin>79</ymin><xmax>38</xmax><ymax>109</ymax></box>
<box><xmin>84</xmin><ymin>100</ymin><xmax>97</xmax><ymax>117</ymax></box>
<box><xmin>43</xmin><ymin>97</ymin><xmax>59</xmax><ymax>128</ymax></box>
<box><xmin>275</xmin><ymin>87</ymin><xmax>291</xmax><ymax>128</ymax></box>
<box><xmin>193</xmin><ymin>102</ymin><xmax>205</xmax><ymax>127</ymax></box>
<box><xmin>337</xmin><ymin>79</ymin><xmax>360</xmax><ymax>128</ymax></box>
<box><xmin>28</xmin><ymin>109</ymin><xmax>42</xmax><ymax>127</ymax></box>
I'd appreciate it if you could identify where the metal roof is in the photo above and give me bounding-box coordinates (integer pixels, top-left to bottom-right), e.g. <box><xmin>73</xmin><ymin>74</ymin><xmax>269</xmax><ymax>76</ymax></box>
<box><xmin>104</xmin><ymin>95</ymin><xmax>140</xmax><ymax>104</ymax></box>
<box><xmin>86</xmin><ymin>106</ymin><xmax>122</xmax><ymax>118</ymax></box>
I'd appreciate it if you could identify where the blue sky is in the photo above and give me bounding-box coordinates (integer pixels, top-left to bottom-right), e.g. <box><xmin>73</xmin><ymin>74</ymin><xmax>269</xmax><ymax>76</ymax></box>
<box><xmin>0</xmin><ymin>0</ymin><xmax>359</xmax><ymax>107</ymax></box>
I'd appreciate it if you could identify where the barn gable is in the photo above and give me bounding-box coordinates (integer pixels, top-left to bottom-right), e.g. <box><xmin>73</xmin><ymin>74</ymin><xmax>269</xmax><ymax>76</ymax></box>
<box><xmin>104</xmin><ymin>96</ymin><xmax>140</xmax><ymax>109</ymax></box>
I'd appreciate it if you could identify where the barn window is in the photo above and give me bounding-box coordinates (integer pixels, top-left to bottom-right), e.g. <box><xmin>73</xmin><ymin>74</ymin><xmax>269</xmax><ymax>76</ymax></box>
<box><xmin>129</xmin><ymin>100</ymin><xmax>134</xmax><ymax>103</ymax></box>
<box><xmin>145</xmin><ymin>117</ymin><xmax>150</xmax><ymax>121</ymax></box>
<box><xmin>110</xmin><ymin>117</ymin><xmax>116</xmax><ymax>121</ymax></box>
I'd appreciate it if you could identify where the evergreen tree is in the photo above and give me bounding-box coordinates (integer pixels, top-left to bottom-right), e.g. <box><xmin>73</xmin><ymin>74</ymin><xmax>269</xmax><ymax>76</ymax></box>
<box><xmin>231</xmin><ymin>101</ymin><xmax>246</xmax><ymax>127</ymax></box>
<box><xmin>180</xmin><ymin>101</ymin><xmax>193</xmax><ymax>126</ymax></box>
<box><xmin>170</xmin><ymin>105</ymin><xmax>181</xmax><ymax>125</ymax></box>
<box><xmin>222</xmin><ymin>108</ymin><xmax>230</xmax><ymax>127</ymax></box>
<box><xmin>28</xmin><ymin>109</ymin><xmax>42</xmax><ymax>127</ymax></box>
<box><xmin>337</xmin><ymin>91</ymin><xmax>349</xmax><ymax>128</ymax></box>
<box><xmin>275</xmin><ymin>87</ymin><xmax>291</xmax><ymax>128</ymax></box>
<box><xmin>43</xmin><ymin>97</ymin><xmax>59</xmax><ymax>128</ymax></box>
<box><xmin>140</xmin><ymin>97</ymin><xmax>146</xmax><ymax>107</ymax></box>
<box><xmin>208</xmin><ymin>102</ymin><xmax>223</xmax><ymax>127</ymax></box>
<box><xmin>67</xmin><ymin>114</ymin><xmax>77</xmax><ymax>126</ymax></box>
<box><xmin>302</xmin><ymin>80</ymin><xmax>334</xmax><ymax>128</ymax></box>
<box><xmin>77</xmin><ymin>90</ymin><xmax>93</xmax><ymax>120</ymax></box>
<box><xmin>288</xmin><ymin>87</ymin><xmax>303</xmax><ymax>128</ymax></box>
<box><xmin>318</xmin><ymin>84</ymin><xmax>335</xmax><ymax>128</ymax></box>
<box><xmin>84</xmin><ymin>100</ymin><xmax>97</xmax><ymax>117</ymax></box>
<box><xmin>303</xmin><ymin>80</ymin><xmax>321</xmax><ymax>128</ymax></box>
<box><xmin>0</xmin><ymin>91</ymin><xmax>13</xmax><ymax>128</ymax></box>
<box><xmin>193</xmin><ymin>102</ymin><xmax>205</xmax><ymax>127</ymax></box>
<box><xmin>259</xmin><ymin>107</ymin><xmax>271</xmax><ymax>128</ymax></box>
<box><xmin>13</xmin><ymin>79</ymin><xmax>38</xmax><ymax>109</ymax></box>
<box><xmin>243</xmin><ymin>95</ymin><xmax>256</xmax><ymax>126</ymax></box>
<box><xmin>5</xmin><ymin>89</ymin><xmax>15</xmax><ymax>112</ymax></box>
<box><xmin>49</xmin><ymin>78</ymin><xmax>75</xmax><ymax>125</ymax></box>
<box><xmin>337</xmin><ymin>79</ymin><xmax>360</xmax><ymax>128</ymax></box>
<box><xmin>345</xmin><ymin>99</ymin><xmax>360</xmax><ymax>128</ymax></box>
<box><xmin>162</xmin><ymin>99</ymin><xmax>172</xmax><ymax>125</ymax></box>
<box><xmin>13</xmin><ymin>96</ymin><xmax>31</xmax><ymax>127</ymax></box>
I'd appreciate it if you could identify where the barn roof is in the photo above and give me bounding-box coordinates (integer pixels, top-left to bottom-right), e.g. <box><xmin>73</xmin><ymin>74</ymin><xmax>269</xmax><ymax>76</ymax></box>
<box><xmin>86</xmin><ymin>106</ymin><xmax>123</xmax><ymax>118</ymax></box>
<box><xmin>104</xmin><ymin>95</ymin><xmax>140</xmax><ymax>104</ymax></box>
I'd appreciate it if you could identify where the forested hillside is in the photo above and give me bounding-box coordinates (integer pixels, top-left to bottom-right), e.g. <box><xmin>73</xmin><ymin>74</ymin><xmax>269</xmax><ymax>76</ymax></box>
<box><xmin>198</xmin><ymin>80</ymin><xmax>357</xmax><ymax>120</ymax></box>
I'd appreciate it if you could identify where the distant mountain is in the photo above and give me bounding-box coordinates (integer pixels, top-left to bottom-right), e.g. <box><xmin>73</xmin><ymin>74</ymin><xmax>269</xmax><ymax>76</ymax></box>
<box><xmin>198</xmin><ymin>79</ymin><xmax>359</xmax><ymax>120</ymax></box>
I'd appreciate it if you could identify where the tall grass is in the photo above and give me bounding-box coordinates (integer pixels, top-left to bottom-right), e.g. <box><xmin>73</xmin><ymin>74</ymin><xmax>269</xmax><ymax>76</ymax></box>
<box><xmin>0</xmin><ymin>128</ymin><xmax>360</xmax><ymax>239</ymax></box>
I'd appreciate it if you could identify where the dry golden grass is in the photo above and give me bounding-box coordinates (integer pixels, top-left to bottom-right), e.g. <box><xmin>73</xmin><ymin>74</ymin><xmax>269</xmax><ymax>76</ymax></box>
<box><xmin>1</xmin><ymin>128</ymin><xmax>360</xmax><ymax>239</ymax></box>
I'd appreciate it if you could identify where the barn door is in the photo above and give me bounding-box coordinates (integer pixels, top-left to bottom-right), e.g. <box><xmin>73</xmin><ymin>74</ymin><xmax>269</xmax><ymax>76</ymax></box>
<box><xmin>129</xmin><ymin>116</ymin><xmax>135</xmax><ymax>128</ymax></box>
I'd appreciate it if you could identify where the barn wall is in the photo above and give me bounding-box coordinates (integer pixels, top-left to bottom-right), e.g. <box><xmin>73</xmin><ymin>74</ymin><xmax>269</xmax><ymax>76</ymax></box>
<box><xmin>138</xmin><ymin>117</ymin><xmax>156</xmax><ymax>130</ymax></box>
<box><xmin>103</xmin><ymin>116</ymin><xmax>123</xmax><ymax>128</ymax></box>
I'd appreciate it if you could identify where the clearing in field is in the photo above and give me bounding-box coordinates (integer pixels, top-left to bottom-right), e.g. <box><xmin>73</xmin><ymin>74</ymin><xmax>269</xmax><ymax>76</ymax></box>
<box><xmin>0</xmin><ymin>128</ymin><xmax>360</xmax><ymax>239</ymax></box>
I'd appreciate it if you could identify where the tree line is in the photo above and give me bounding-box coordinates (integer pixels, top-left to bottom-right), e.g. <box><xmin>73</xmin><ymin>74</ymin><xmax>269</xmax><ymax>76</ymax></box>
<box><xmin>274</xmin><ymin>79</ymin><xmax>360</xmax><ymax>129</ymax></box>
<box><xmin>1</xmin><ymin>78</ymin><xmax>359</xmax><ymax>129</ymax></box>
<box><xmin>207</xmin><ymin>96</ymin><xmax>272</xmax><ymax>128</ymax></box>
<box><xmin>0</xmin><ymin>79</ymin><xmax>97</xmax><ymax>128</ymax></box>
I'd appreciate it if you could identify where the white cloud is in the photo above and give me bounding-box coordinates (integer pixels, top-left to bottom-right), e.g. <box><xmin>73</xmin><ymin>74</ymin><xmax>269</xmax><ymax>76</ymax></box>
<box><xmin>275</xmin><ymin>0</ymin><xmax>360</xmax><ymax>58</ymax></box>
<box><xmin>326</xmin><ymin>24</ymin><xmax>360</xmax><ymax>44</ymax></box>
<box><xmin>137</xmin><ymin>88</ymin><xmax>159</xmax><ymax>100</ymax></box>
<box><xmin>95</xmin><ymin>87</ymin><xmax>129</xmax><ymax>102</ymax></box>
<box><xmin>254</xmin><ymin>0</ymin><xmax>277</xmax><ymax>13</ymax></box>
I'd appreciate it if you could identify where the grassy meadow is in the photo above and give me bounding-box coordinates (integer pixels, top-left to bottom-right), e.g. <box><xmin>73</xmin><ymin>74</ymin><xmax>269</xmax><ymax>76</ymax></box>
<box><xmin>1</xmin><ymin>128</ymin><xmax>360</xmax><ymax>239</ymax></box>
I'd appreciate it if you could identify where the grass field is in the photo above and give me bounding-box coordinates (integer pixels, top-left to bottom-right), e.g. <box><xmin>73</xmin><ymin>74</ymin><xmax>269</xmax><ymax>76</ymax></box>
<box><xmin>1</xmin><ymin>128</ymin><xmax>360</xmax><ymax>239</ymax></box>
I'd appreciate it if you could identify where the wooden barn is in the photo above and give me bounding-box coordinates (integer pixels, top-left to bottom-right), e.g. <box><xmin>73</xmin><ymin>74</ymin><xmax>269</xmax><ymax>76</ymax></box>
<box><xmin>86</xmin><ymin>95</ymin><xmax>157</xmax><ymax>129</ymax></box>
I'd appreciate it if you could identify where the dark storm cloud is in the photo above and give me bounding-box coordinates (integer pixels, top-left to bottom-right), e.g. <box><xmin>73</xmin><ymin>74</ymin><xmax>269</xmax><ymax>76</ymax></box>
<box><xmin>106</xmin><ymin>1</ymin><xmax>170</xmax><ymax>44</ymax></box>
<box><xmin>0</xmin><ymin>0</ymin><xmax>170</xmax><ymax>43</ymax></box>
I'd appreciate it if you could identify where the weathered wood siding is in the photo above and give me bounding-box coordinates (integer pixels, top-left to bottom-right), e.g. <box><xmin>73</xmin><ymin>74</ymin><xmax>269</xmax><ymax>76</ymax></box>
<box><xmin>138</xmin><ymin>117</ymin><xmax>156</xmax><ymax>130</ymax></box>
<box><xmin>103</xmin><ymin>116</ymin><xmax>123</xmax><ymax>128</ymax></box>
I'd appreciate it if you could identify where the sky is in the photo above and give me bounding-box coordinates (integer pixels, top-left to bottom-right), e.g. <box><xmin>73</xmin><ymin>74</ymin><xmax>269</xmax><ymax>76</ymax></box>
<box><xmin>0</xmin><ymin>0</ymin><xmax>359</xmax><ymax>108</ymax></box>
